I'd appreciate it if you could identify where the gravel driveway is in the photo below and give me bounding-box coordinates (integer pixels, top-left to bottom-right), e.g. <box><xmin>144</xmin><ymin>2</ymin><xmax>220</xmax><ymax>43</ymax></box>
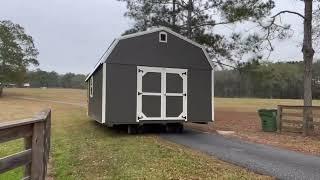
<box><xmin>160</xmin><ymin>129</ymin><xmax>320</xmax><ymax>180</ymax></box>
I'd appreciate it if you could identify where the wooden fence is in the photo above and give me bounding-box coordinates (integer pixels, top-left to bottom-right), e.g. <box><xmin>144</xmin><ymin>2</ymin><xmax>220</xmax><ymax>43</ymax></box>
<box><xmin>277</xmin><ymin>105</ymin><xmax>320</xmax><ymax>135</ymax></box>
<box><xmin>0</xmin><ymin>109</ymin><xmax>51</xmax><ymax>180</ymax></box>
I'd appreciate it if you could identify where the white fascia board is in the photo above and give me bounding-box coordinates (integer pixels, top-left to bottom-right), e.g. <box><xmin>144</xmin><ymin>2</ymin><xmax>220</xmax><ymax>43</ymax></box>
<box><xmin>85</xmin><ymin>39</ymin><xmax>119</xmax><ymax>81</ymax></box>
<box><xmin>201</xmin><ymin>47</ymin><xmax>215</xmax><ymax>70</ymax></box>
<box><xmin>120</xmin><ymin>27</ymin><xmax>214</xmax><ymax>70</ymax></box>
<box><xmin>120</xmin><ymin>28</ymin><xmax>164</xmax><ymax>40</ymax></box>
<box><xmin>101</xmin><ymin>39</ymin><xmax>119</xmax><ymax>63</ymax></box>
<box><xmin>86</xmin><ymin>26</ymin><xmax>214</xmax><ymax>81</ymax></box>
<box><xmin>120</xmin><ymin>27</ymin><xmax>204</xmax><ymax>48</ymax></box>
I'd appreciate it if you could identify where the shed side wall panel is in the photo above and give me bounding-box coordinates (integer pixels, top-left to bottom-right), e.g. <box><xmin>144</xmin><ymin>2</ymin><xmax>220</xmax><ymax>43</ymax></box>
<box><xmin>105</xmin><ymin>64</ymin><xmax>212</xmax><ymax>125</ymax></box>
<box><xmin>88</xmin><ymin>65</ymin><xmax>103</xmax><ymax>122</ymax></box>
<box><xmin>106</xmin><ymin>64</ymin><xmax>137</xmax><ymax>125</ymax></box>
<box><xmin>107</xmin><ymin>32</ymin><xmax>211</xmax><ymax>70</ymax></box>
<box><xmin>187</xmin><ymin>69</ymin><xmax>212</xmax><ymax>122</ymax></box>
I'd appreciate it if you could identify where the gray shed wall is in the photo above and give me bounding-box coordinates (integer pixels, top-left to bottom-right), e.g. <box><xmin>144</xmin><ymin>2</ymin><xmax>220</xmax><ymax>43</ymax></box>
<box><xmin>104</xmin><ymin>64</ymin><xmax>212</xmax><ymax>125</ymax></box>
<box><xmin>187</xmin><ymin>69</ymin><xmax>212</xmax><ymax>122</ymax></box>
<box><xmin>107</xmin><ymin>31</ymin><xmax>211</xmax><ymax>70</ymax></box>
<box><xmin>88</xmin><ymin>65</ymin><xmax>103</xmax><ymax>122</ymax></box>
<box><xmin>105</xmin><ymin>64</ymin><xmax>137</xmax><ymax>124</ymax></box>
<box><xmin>89</xmin><ymin>30</ymin><xmax>213</xmax><ymax>125</ymax></box>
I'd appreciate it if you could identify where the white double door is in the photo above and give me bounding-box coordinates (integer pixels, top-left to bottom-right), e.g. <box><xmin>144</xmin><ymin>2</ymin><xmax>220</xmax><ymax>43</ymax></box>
<box><xmin>136</xmin><ymin>66</ymin><xmax>187</xmax><ymax>121</ymax></box>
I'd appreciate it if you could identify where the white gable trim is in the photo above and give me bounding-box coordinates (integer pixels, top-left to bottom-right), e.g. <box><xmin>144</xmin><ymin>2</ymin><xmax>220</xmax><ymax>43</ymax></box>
<box><xmin>119</xmin><ymin>27</ymin><xmax>205</xmax><ymax>49</ymax></box>
<box><xmin>201</xmin><ymin>47</ymin><xmax>215</xmax><ymax>69</ymax></box>
<box><xmin>85</xmin><ymin>27</ymin><xmax>214</xmax><ymax>81</ymax></box>
<box><xmin>85</xmin><ymin>39</ymin><xmax>119</xmax><ymax>81</ymax></box>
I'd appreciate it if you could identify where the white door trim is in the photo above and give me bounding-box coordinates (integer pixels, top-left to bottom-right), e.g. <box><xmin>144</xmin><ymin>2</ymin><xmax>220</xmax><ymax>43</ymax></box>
<box><xmin>136</xmin><ymin>66</ymin><xmax>187</xmax><ymax>122</ymax></box>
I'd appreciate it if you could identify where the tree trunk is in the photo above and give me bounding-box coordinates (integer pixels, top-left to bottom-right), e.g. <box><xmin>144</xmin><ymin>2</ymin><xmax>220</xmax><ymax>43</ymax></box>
<box><xmin>302</xmin><ymin>0</ymin><xmax>314</xmax><ymax>136</ymax></box>
<box><xmin>172</xmin><ymin>0</ymin><xmax>176</xmax><ymax>26</ymax></box>
<box><xmin>187</xmin><ymin>0</ymin><xmax>193</xmax><ymax>38</ymax></box>
<box><xmin>0</xmin><ymin>84</ymin><xmax>3</xmax><ymax>97</ymax></box>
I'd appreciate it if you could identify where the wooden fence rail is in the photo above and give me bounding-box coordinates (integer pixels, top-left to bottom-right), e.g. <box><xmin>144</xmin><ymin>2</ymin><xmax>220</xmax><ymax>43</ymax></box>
<box><xmin>0</xmin><ymin>109</ymin><xmax>51</xmax><ymax>180</ymax></box>
<box><xmin>277</xmin><ymin>105</ymin><xmax>320</xmax><ymax>135</ymax></box>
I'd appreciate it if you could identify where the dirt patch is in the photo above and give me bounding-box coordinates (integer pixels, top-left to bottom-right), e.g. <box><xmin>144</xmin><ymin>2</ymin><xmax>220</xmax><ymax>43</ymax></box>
<box><xmin>214</xmin><ymin>108</ymin><xmax>261</xmax><ymax>132</ymax></box>
<box><xmin>187</xmin><ymin>107</ymin><xmax>320</xmax><ymax>156</ymax></box>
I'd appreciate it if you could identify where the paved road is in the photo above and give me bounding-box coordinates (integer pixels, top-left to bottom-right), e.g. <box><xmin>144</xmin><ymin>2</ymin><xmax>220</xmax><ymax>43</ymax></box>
<box><xmin>160</xmin><ymin>129</ymin><xmax>320</xmax><ymax>180</ymax></box>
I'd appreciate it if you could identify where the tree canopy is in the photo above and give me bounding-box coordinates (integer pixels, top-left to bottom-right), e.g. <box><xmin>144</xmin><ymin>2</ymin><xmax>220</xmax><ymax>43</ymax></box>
<box><xmin>0</xmin><ymin>20</ymin><xmax>39</xmax><ymax>86</ymax></box>
<box><xmin>27</xmin><ymin>69</ymin><xmax>87</xmax><ymax>89</ymax></box>
<box><xmin>118</xmin><ymin>0</ymin><xmax>275</xmax><ymax>64</ymax></box>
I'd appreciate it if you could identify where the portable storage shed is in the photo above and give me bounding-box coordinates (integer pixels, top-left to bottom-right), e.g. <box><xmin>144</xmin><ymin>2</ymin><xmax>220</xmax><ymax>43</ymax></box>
<box><xmin>85</xmin><ymin>27</ymin><xmax>214</xmax><ymax>132</ymax></box>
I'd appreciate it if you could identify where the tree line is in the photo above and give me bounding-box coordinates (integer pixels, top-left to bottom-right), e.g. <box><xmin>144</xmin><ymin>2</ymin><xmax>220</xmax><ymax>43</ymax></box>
<box><xmin>0</xmin><ymin>20</ymin><xmax>39</xmax><ymax>96</ymax></box>
<box><xmin>215</xmin><ymin>60</ymin><xmax>320</xmax><ymax>99</ymax></box>
<box><xmin>26</xmin><ymin>69</ymin><xmax>86</xmax><ymax>89</ymax></box>
<box><xmin>0</xmin><ymin>20</ymin><xmax>87</xmax><ymax>96</ymax></box>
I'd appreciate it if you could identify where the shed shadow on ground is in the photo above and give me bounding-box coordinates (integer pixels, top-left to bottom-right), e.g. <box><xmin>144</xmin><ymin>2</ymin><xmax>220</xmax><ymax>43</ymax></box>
<box><xmin>88</xmin><ymin>120</ymin><xmax>195</xmax><ymax>135</ymax></box>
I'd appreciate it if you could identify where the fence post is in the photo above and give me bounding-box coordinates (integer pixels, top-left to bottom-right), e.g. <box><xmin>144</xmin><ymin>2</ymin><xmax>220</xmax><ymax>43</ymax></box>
<box><xmin>43</xmin><ymin>110</ymin><xmax>51</xmax><ymax>178</ymax></box>
<box><xmin>277</xmin><ymin>105</ymin><xmax>282</xmax><ymax>133</ymax></box>
<box><xmin>24</xmin><ymin>137</ymin><xmax>32</xmax><ymax>178</ymax></box>
<box><xmin>0</xmin><ymin>109</ymin><xmax>51</xmax><ymax>179</ymax></box>
<box><xmin>31</xmin><ymin>121</ymin><xmax>45</xmax><ymax>180</ymax></box>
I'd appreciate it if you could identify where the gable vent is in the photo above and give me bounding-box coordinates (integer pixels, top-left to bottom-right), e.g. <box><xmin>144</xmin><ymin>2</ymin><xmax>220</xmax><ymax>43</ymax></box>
<box><xmin>159</xmin><ymin>32</ymin><xmax>167</xmax><ymax>43</ymax></box>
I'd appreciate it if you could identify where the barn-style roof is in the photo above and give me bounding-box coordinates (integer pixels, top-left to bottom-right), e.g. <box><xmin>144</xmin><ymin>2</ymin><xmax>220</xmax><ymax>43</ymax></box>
<box><xmin>85</xmin><ymin>27</ymin><xmax>214</xmax><ymax>81</ymax></box>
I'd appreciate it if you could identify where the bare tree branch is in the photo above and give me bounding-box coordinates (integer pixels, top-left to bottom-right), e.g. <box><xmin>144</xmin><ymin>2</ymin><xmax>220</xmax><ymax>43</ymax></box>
<box><xmin>271</xmin><ymin>10</ymin><xmax>305</xmax><ymax>20</ymax></box>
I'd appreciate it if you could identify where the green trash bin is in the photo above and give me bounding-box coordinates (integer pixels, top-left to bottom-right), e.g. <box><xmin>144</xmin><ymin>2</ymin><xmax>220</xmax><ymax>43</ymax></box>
<box><xmin>258</xmin><ymin>109</ymin><xmax>277</xmax><ymax>132</ymax></box>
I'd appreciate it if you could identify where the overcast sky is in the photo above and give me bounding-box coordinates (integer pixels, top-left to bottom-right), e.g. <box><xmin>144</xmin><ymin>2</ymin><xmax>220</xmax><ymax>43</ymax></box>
<box><xmin>0</xmin><ymin>0</ymin><xmax>315</xmax><ymax>74</ymax></box>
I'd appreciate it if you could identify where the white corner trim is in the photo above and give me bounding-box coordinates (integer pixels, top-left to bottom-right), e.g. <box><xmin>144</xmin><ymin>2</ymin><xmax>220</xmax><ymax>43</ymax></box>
<box><xmin>211</xmin><ymin>70</ymin><xmax>214</xmax><ymax>122</ymax></box>
<box><xmin>102</xmin><ymin>63</ymin><xmax>107</xmax><ymax>123</ymax></box>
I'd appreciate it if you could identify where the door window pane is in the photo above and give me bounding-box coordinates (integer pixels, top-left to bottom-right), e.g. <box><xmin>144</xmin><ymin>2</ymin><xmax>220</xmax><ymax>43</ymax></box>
<box><xmin>166</xmin><ymin>96</ymin><xmax>183</xmax><ymax>117</ymax></box>
<box><xmin>142</xmin><ymin>95</ymin><xmax>161</xmax><ymax>117</ymax></box>
<box><xmin>142</xmin><ymin>72</ymin><xmax>161</xmax><ymax>92</ymax></box>
<box><xmin>166</xmin><ymin>73</ymin><xmax>183</xmax><ymax>93</ymax></box>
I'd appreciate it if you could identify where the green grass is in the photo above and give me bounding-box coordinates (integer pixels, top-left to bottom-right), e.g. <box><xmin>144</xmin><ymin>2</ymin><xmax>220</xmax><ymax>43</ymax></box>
<box><xmin>0</xmin><ymin>88</ymin><xmax>271</xmax><ymax>179</ymax></box>
<box><xmin>0</xmin><ymin>140</ymin><xmax>24</xmax><ymax>179</ymax></box>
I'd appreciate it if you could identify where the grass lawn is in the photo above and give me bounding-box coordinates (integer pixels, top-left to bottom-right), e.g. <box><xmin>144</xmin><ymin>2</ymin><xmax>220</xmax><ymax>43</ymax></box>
<box><xmin>0</xmin><ymin>88</ymin><xmax>270</xmax><ymax>180</ymax></box>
